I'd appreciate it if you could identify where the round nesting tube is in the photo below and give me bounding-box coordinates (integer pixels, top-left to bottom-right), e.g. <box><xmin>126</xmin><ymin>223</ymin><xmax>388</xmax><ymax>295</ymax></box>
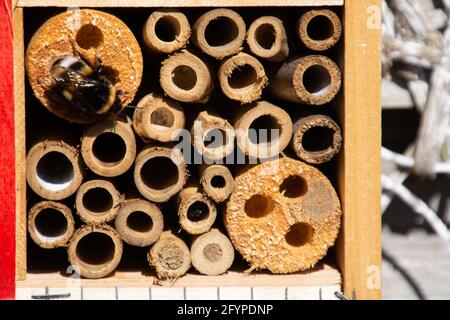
<box><xmin>68</xmin><ymin>224</ymin><xmax>123</xmax><ymax>279</ymax></box>
<box><xmin>192</xmin><ymin>8</ymin><xmax>246</xmax><ymax>59</ymax></box>
<box><xmin>298</xmin><ymin>9</ymin><xmax>342</xmax><ymax>51</ymax></box>
<box><xmin>26</xmin><ymin>140</ymin><xmax>85</xmax><ymax>200</ymax></box>
<box><xmin>199</xmin><ymin>164</ymin><xmax>235</xmax><ymax>203</ymax></box>
<box><xmin>28</xmin><ymin>201</ymin><xmax>75</xmax><ymax>249</ymax></box>
<box><xmin>115</xmin><ymin>199</ymin><xmax>164</xmax><ymax>247</ymax></box>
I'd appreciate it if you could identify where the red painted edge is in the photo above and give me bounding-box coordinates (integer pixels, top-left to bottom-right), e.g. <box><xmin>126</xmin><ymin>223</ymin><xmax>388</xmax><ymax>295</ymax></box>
<box><xmin>0</xmin><ymin>0</ymin><xmax>16</xmax><ymax>300</ymax></box>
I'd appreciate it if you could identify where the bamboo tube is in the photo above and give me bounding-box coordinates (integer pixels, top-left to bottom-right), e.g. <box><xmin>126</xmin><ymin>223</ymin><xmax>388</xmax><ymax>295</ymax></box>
<box><xmin>234</xmin><ymin>100</ymin><xmax>293</xmax><ymax>159</ymax></box>
<box><xmin>75</xmin><ymin>179</ymin><xmax>121</xmax><ymax>225</ymax></box>
<box><xmin>26</xmin><ymin>140</ymin><xmax>85</xmax><ymax>200</ymax></box>
<box><xmin>246</xmin><ymin>16</ymin><xmax>289</xmax><ymax>62</ymax></box>
<box><xmin>133</xmin><ymin>93</ymin><xmax>185</xmax><ymax>143</ymax></box>
<box><xmin>28</xmin><ymin>201</ymin><xmax>75</xmax><ymax>249</ymax></box>
<box><xmin>199</xmin><ymin>164</ymin><xmax>235</xmax><ymax>203</ymax></box>
<box><xmin>291</xmin><ymin>115</ymin><xmax>343</xmax><ymax>164</ymax></box>
<box><xmin>192</xmin><ymin>8</ymin><xmax>246</xmax><ymax>59</ymax></box>
<box><xmin>177</xmin><ymin>186</ymin><xmax>217</xmax><ymax>235</ymax></box>
<box><xmin>298</xmin><ymin>9</ymin><xmax>342</xmax><ymax>51</ymax></box>
<box><xmin>148</xmin><ymin>231</ymin><xmax>191</xmax><ymax>280</ymax></box>
<box><xmin>191</xmin><ymin>111</ymin><xmax>235</xmax><ymax>161</ymax></box>
<box><xmin>225</xmin><ymin>158</ymin><xmax>342</xmax><ymax>273</ymax></box>
<box><xmin>270</xmin><ymin>55</ymin><xmax>342</xmax><ymax>105</ymax></box>
<box><xmin>190</xmin><ymin>229</ymin><xmax>234</xmax><ymax>276</ymax></box>
<box><xmin>25</xmin><ymin>9</ymin><xmax>143</xmax><ymax>124</ymax></box>
<box><xmin>143</xmin><ymin>9</ymin><xmax>191</xmax><ymax>54</ymax></box>
<box><xmin>134</xmin><ymin>146</ymin><xmax>188</xmax><ymax>203</ymax></box>
<box><xmin>218</xmin><ymin>52</ymin><xmax>268</xmax><ymax>104</ymax></box>
<box><xmin>160</xmin><ymin>50</ymin><xmax>213</xmax><ymax>104</ymax></box>
<box><xmin>68</xmin><ymin>225</ymin><xmax>123</xmax><ymax>279</ymax></box>
<box><xmin>115</xmin><ymin>199</ymin><xmax>164</xmax><ymax>247</ymax></box>
<box><xmin>81</xmin><ymin>116</ymin><xmax>136</xmax><ymax>177</ymax></box>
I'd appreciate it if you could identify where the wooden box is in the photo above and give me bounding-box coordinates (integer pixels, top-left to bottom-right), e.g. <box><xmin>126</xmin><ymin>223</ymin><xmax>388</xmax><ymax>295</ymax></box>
<box><xmin>4</xmin><ymin>0</ymin><xmax>381</xmax><ymax>300</ymax></box>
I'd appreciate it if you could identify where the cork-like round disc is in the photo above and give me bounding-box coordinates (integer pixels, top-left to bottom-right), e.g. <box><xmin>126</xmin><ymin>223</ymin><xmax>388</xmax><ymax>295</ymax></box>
<box><xmin>225</xmin><ymin>157</ymin><xmax>342</xmax><ymax>273</ymax></box>
<box><xmin>26</xmin><ymin>9</ymin><xmax>143</xmax><ymax>124</ymax></box>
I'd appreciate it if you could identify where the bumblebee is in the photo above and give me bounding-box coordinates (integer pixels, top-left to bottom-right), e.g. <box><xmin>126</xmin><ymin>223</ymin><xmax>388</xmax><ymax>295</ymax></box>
<box><xmin>50</xmin><ymin>53</ymin><xmax>124</xmax><ymax>116</ymax></box>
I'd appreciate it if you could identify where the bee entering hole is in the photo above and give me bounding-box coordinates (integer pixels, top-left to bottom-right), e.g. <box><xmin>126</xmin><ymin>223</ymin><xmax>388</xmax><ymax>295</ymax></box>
<box><xmin>302</xmin><ymin>126</ymin><xmax>335</xmax><ymax>152</ymax></box>
<box><xmin>211</xmin><ymin>175</ymin><xmax>226</xmax><ymax>189</ymax></box>
<box><xmin>159</xmin><ymin>243</ymin><xmax>184</xmax><ymax>270</ymax></box>
<box><xmin>204</xmin><ymin>129</ymin><xmax>227</xmax><ymax>149</ymax></box>
<box><xmin>155</xmin><ymin>16</ymin><xmax>181</xmax><ymax>42</ymax></box>
<box><xmin>248</xmin><ymin>115</ymin><xmax>280</xmax><ymax>145</ymax></box>
<box><xmin>203</xmin><ymin>243</ymin><xmax>223</xmax><ymax>263</ymax></box>
<box><xmin>82</xmin><ymin>187</ymin><xmax>114</xmax><ymax>215</ymax></box>
<box><xmin>285</xmin><ymin>222</ymin><xmax>313</xmax><ymax>247</ymax></box>
<box><xmin>92</xmin><ymin>133</ymin><xmax>127</xmax><ymax>165</ymax></box>
<box><xmin>228</xmin><ymin>64</ymin><xmax>257</xmax><ymax>90</ymax></box>
<box><xmin>76</xmin><ymin>232</ymin><xmax>115</xmax><ymax>266</ymax></box>
<box><xmin>244</xmin><ymin>194</ymin><xmax>273</xmax><ymax>218</ymax></box>
<box><xmin>302</xmin><ymin>65</ymin><xmax>332</xmax><ymax>96</ymax></box>
<box><xmin>187</xmin><ymin>201</ymin><xmax>210</xmax><ymax>222</ymax></box>
<box><xmin>279</xmin><ymin>175</ymin><xmax>308</xmax><ymax>198</ymax></box>
<box><xmin>126</xmin><ymin>211</ymin><xmax>153</xmax><ymax>233</ymax></box>
<box><xmin>205</xmin><ymin>16</ymin><xmax>239</xmax><ymax>47</ymax></box>
<box><xmin>140</xmin><ymin>156</ymin><xmax>179</xmax><ymax>190</ymax></box>
<box><xmin>76</xmin><ymin>24</ymin><xmax>104</xmax><ymax>49</ymax></box>
<box><xmin>307</xmin><ymin>15</ymin><xmax>335</xmax><ymax>41</ymax></box>
<box><xmin>36</xmin><ymin>151</ymin><xmax>74</xmax><ymax>192</ymax></box>
<box><xmin>172</xmin><ymin>65</ymin><xmax>197</xmax><ymax>90</ymax></box>
<box><xmin>255</xmin><ymin>23</ymin><xmax>276</xmax><ymax>50</ymax></box>
<box><xmin>150</xmin><ymin>107</ymin><xmax>175</xmax><ymax>132</ymax></box>
<box><xmin>34</xmin><ymin>208</ymin><xmax>68</xmax><ymax>240</ymax></box>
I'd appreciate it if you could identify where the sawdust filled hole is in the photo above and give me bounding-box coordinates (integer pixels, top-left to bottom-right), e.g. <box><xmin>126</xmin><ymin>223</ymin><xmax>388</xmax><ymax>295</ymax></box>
<box><xmin>244</xmin><ymin>194</ymin><xmax>274</xmax><ymax>218</ymax></box>
<box><xmin>285</xmin><ymin>222</ymin><xmax>313</xmax><ymax>247</ymax></box>
<box><xmin>76</xmin><ymin>24</ymin><xmax>104</xmax><ymax>49</ymax></box>
<box><xmin>158</xmin><ymin>243</ymin><xmax>184</xmax><ymax>270</ymax></box>
<box><xmin>280</xmin><ymin>175</ymin><xmax>308</xmax><ymax>198</ymax></box>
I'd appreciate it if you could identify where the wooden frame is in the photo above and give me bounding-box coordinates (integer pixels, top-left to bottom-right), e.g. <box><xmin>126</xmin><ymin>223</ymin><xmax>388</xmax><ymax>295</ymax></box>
<box><xmin>1</xmin><ymin>0</ymin><xmax>381</xmax><ymax>300</ymax></box>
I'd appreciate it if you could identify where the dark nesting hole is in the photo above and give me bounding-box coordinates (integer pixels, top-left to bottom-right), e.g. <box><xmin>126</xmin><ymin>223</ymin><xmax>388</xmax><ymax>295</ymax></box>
<box><xmin>280</xmin><ymin>175</ymin><xmax>308</xmax><ymax>198</ymax></box>
<box><xmin>244</xmin><ymin>194</ymin><xmax>273</xmax><ymax>218</ymax></box>
<box><xmin>126</xmin><ymin>211</ymin><xmax>153</xmax><ymax>233</ymax></box>
<box><xmin>204</xmin><ymin>129</ymin><xmax>227</xmax><ymax>149</ymax></box>
<box><xmin>76</xmin><ymin>232</ymin><xmax>115</xmax><ymax>265</ymax></box>
<box><xmin>92</xmin><ymin>132</ymin><xmax>127</xmax><ymax>164</ymax></box>
<box><xmin>255</xmin><ymin>23</ymin><xmax>276</xmax><ymax>49</ymax></box>
<box><xmin>302</xmin><ymin>65</ymin><xmax>332</xmax><ymax>95</ymax></box>
<box><xmin>205</xmin><ymin>16</ymin><xmax>239</xmax><ymax>47</ymax></box>
<box><xmin>76</xmin><ymin>24</ymin><xmax>104</xmax><ymax>49</ymax></box>
<box><xmin>172</xmin><ymin>65</ymin><xmax>197</xmax><ymax>90</ymax></box>
<box><xmin>34</xmin><ymin>208</ymin><xmax>68</xmax><ymax>238</ymax></box>
<box><xmin>36</xmin><ymin>152</ymin><xmax>74</xmax><ymax>186</ymax></box>
<box><xmin>248</xmin><ymin>115</ymin><xmax>280</xmax><ymax>145</ymax></box>
<box><xmin>302</xmin><ymin>126</ymin><xmax>335</xmax><ymax>152</ymax></box>
<box><xmin>187</xmin><ymin>201</ymin><xmax>210</xmax><ymax>222</ymax></box>
<box><xmin>82</xmin><ymin>187</ymin><xmax>113</xmax><ymax>214</ymax></box>
<box><xmin>203</xmin><ymin>243</ymin><xmax>223</xmax><ymax>263</ymax></box>
<box><xmin>150</xmin><ymin>107</ymin><xmax>175</xmax><ymax>131</ymax></box>
<box><xmin>211</xmin><ymin>175</ymin><xmax>226</xmax><ymax>189</ymax></box>
<box><xmin>228</xmin><ymin>64</ymin><xmax>257</xmax><ymax>89</ymax></box>
<box><xmin>155</xmin><ymin>16</ymin><xmax>181</xmax><ymax>42</ymax></box>
<box><xmin>285</xmin><ymin>222</ymin><xmax>314</xmax><ymax>247</ymax></box>
<box><xmin>140</xmin><ymin>156</ymin><xmax>179</xmax><ymax>190</ymax></box>
<box><xmin>307</xmin><ymin>15</ymin><xmax>335</xmax><ymax>41</ymax></box>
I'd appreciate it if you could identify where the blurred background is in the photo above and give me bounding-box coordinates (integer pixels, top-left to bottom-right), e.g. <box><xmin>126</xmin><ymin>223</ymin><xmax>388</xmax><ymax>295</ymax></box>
<box><xmin>382</xmin><ymin>0</ymin><xmax>450</xmax><ymax>300</ymax></box>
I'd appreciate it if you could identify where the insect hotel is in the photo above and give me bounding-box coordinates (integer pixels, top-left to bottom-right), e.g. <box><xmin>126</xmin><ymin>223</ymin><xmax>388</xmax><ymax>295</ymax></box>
<box><xmin>1</xmin><ymin>0</ymin><xmax>381</xmax><ymax>300</ymax></box>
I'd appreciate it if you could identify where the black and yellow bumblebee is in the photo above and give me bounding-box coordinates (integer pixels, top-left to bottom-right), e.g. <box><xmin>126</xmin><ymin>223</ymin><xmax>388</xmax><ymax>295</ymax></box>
<box><xmin>50</xmin><ymin>53</ymin><xmax>124</xmax><ymax>116</ymax></box>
